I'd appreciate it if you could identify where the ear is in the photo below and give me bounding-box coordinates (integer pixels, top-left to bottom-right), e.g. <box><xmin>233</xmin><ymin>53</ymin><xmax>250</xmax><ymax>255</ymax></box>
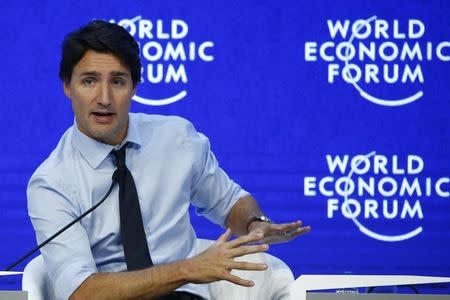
<box><xmin>63</xmin><ymin>81</ymin><xmax>71</xmax><ymax>98</ymax></box>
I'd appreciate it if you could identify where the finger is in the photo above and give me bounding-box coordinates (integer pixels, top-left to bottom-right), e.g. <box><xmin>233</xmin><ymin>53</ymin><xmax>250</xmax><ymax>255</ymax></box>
<box><xmin>278</xmin><ymin>220</ymin><xmax>303</xmax><ymax>228</ymax></box>
<box><xmin>266</xmin><ymin>221</ymin><xmax>303</xmax><ymax>234</ymax></box>
<box><xmin>289</xmin><ymin>225</ymin><xmax>311</xmax><ymax>236</ymax></box>
<box><xmin>226</xmin><ymin>260</ymin><xmax>268</xmax><ymax>271</ymax></box>
<box><xmin>229</xmin><ymin>244</ymin><xmax>269</xmax><ymax>257</ymax></box>
<box><xmin>225</xmin><ymin>273</ymin><xmax>255</xmax><ymax>287</ymax></box>
<box><xmin>277</xmin><ymin>226</ymin><xmax>312</xmax><ymax>242</ymax></box>
<box><xmin>227</xmin><ymin>232</ymin><xmax>264</xmax><ymax>248</ymax></box>
<box><xmin>248</xmin><ymin>222</ymin><xmax>298</xmax><ymax>237</ymax></box>
<box><xmin>257</xmin><ymin>225</ymin><xmax>312</xmax><ymax>244</ymax></box>
<box><xmin>217</xmin><ymin>228</ymin><xmax>232</xmax><ymax>244</ymax></box>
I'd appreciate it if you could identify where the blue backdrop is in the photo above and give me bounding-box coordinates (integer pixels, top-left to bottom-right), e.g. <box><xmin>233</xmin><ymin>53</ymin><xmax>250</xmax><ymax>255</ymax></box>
<box><xmin>1</xmin><ymin>0</ymin><xmax>449</xmax><ymax>293</ymax></box>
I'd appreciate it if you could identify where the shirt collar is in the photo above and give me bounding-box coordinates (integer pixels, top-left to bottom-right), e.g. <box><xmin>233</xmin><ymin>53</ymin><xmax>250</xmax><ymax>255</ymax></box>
<box><xmin>71</xmin><ymin>114</ymin><xmax>142</xmax><ymax>169</ymax></box>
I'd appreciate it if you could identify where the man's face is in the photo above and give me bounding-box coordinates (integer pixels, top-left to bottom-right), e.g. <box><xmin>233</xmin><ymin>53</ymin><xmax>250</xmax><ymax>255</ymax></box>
<box><xmin>64</xmin><ymin>50</ymin><xmax>135</xmax><ymax>145</ymax></box>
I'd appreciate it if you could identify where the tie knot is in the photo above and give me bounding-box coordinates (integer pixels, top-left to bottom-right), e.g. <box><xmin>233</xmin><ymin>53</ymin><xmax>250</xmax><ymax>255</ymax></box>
<box><xmin>113</xmin><ymin>142</ymin><xmax>128</xmax><ymax>170</ymax></box>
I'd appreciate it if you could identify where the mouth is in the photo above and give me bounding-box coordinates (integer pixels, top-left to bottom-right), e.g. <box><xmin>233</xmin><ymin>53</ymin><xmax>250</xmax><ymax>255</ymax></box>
<box><xmin>91</xmin><ymin>111</ymin><xmax>115</xmax><ymax>123</ymax></box>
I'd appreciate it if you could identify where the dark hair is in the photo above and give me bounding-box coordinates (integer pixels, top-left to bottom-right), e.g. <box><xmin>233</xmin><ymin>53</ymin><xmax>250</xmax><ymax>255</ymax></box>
<box><xmin>59</xmin><ymin>20</ymin><xmax>141</xmax><ymax>86</ymax></box>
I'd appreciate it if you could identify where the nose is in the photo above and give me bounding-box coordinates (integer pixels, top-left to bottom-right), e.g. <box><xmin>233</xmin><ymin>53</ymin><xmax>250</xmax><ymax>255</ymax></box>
<box><xmin>97</xmin><ymin>82</ymin><xmax>112</xmax><ymax>106</ymax></box>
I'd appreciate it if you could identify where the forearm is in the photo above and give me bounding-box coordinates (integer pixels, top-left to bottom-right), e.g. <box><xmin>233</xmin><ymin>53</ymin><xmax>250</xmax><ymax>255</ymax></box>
<box><xmin>69</xmin><ymin>260</ymin><xmax>192</xmax><ymax>300</ymax></box>
<box><xmin>225</xmin><ymin>194</ymin><xmax>264</xmax><ymax>236</ymax></box>
<box><xmin>70</xmin><ymin>229</ymin><xmax>271</xmax><ymax>300</ymax></box>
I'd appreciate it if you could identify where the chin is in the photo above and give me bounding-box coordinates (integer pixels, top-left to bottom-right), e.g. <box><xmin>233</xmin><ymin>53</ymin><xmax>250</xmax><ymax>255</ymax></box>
<box><xmin>87</xmin><ymin>128</ymin><xmax>115</xmax><ymax>144</ymax></box>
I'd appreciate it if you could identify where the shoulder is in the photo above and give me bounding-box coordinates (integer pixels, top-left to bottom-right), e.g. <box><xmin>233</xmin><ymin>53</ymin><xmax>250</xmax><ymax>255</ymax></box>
<box><xmin>28</xmin><ymin>126</ymin><xmax>77</xmax><ymax>191</ymax></box>
<box><xmin>130</xmin><ymin>113</ymin><xmax>199</xmax><ymax>142</ymax></box>
<box><xmin>131</xmin><ymin>112</ymin><xmax>194</xmax><ymax>130</ymax></box>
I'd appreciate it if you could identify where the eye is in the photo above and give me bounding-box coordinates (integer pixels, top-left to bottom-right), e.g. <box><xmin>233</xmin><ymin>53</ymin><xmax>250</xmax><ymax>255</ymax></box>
<box><xmin>82</xmin><ymin>77</ymin><xmax>97</xmax><ymax>86</ymax></box>
<box><xmin>112</xmin><ymin>78</ymin><xmax>126</xmax><ymax>86</ymax></box>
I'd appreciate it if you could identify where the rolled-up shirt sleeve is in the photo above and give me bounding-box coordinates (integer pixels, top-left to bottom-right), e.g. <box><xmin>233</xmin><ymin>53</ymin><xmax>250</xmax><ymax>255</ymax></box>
<box><xmin>27</xmin><ymin>175</ymin><xmax>97</xmax><ymax>300</ymax></box>
<box><xmin>186</xmin><ymin>122</ymin><xmax>249</xmax><ymax>227</ymax></box>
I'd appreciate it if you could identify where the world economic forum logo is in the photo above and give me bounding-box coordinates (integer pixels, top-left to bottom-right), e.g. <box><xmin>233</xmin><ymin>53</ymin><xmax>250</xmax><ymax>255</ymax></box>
<box><xmin>110</xmin><ymin>16</ymin><xmax>214</xmax><ymax>106</ymax></box>
<box><xmin>304</xmin><ymin>16</ymin><xmax>450</xmax><ymax>106</ymax></box>
<box><xmin>303</xmin><ymin>152</ymin><xmax>449</xmax><ymax>242</ymax></box>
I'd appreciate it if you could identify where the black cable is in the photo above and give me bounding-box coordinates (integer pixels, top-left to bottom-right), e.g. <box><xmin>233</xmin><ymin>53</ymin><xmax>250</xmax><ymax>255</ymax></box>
<box><xmin>4</xmin><ymin>179</ymin><xmax>117</xmax><ymax>271</ymax></box>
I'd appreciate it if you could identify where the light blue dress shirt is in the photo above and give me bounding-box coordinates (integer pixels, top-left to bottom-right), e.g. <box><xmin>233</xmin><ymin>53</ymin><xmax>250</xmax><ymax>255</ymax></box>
<box><xmin>27</xmin><ymin>113</ymin><xmax>248</xmax><ymax>300</ymax></box>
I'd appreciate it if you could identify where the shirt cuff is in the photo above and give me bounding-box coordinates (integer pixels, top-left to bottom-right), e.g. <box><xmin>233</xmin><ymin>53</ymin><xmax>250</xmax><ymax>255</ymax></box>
<box><xmin>53</xmin><ymin>261</ymin><xmax>96</xmax><ymax>300</ymax></box>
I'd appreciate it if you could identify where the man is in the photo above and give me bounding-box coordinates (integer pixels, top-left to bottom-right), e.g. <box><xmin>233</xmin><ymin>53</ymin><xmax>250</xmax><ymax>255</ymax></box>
<box><xmin>27</xmin><ymin>20</ymin><xmax>310</xmax><ymax>300</ymax></box>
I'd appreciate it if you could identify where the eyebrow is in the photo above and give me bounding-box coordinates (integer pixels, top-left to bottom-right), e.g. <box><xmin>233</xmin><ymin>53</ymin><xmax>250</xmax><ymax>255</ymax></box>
<box><xmin>110</xmin><ymin>71</ymin><xmax>130</xmax><ymax>77</ymax></box>
<box><xmin>79</xmin><ymin>71</ymin><xmax>130</xmax><ymax>77</ymax></box>
<box><xmin>80</xmin><ymin>71</ymin><xmax>100</xmax><ymax>77</ymax></box>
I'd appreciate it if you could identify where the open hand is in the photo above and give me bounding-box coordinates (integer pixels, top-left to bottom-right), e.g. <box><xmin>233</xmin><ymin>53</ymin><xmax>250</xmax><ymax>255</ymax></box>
<box><xmin>187</xmin><ymin>229</ymin><xmax>269</xmax><ymax>287</ymax></box>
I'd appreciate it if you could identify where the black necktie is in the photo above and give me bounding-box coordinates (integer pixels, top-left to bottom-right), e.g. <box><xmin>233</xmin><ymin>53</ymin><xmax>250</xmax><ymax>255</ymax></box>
<box><xmin>112</xmin><ymin>143</ymin><xmax>153</xmax><ymax>271</ymax></box>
